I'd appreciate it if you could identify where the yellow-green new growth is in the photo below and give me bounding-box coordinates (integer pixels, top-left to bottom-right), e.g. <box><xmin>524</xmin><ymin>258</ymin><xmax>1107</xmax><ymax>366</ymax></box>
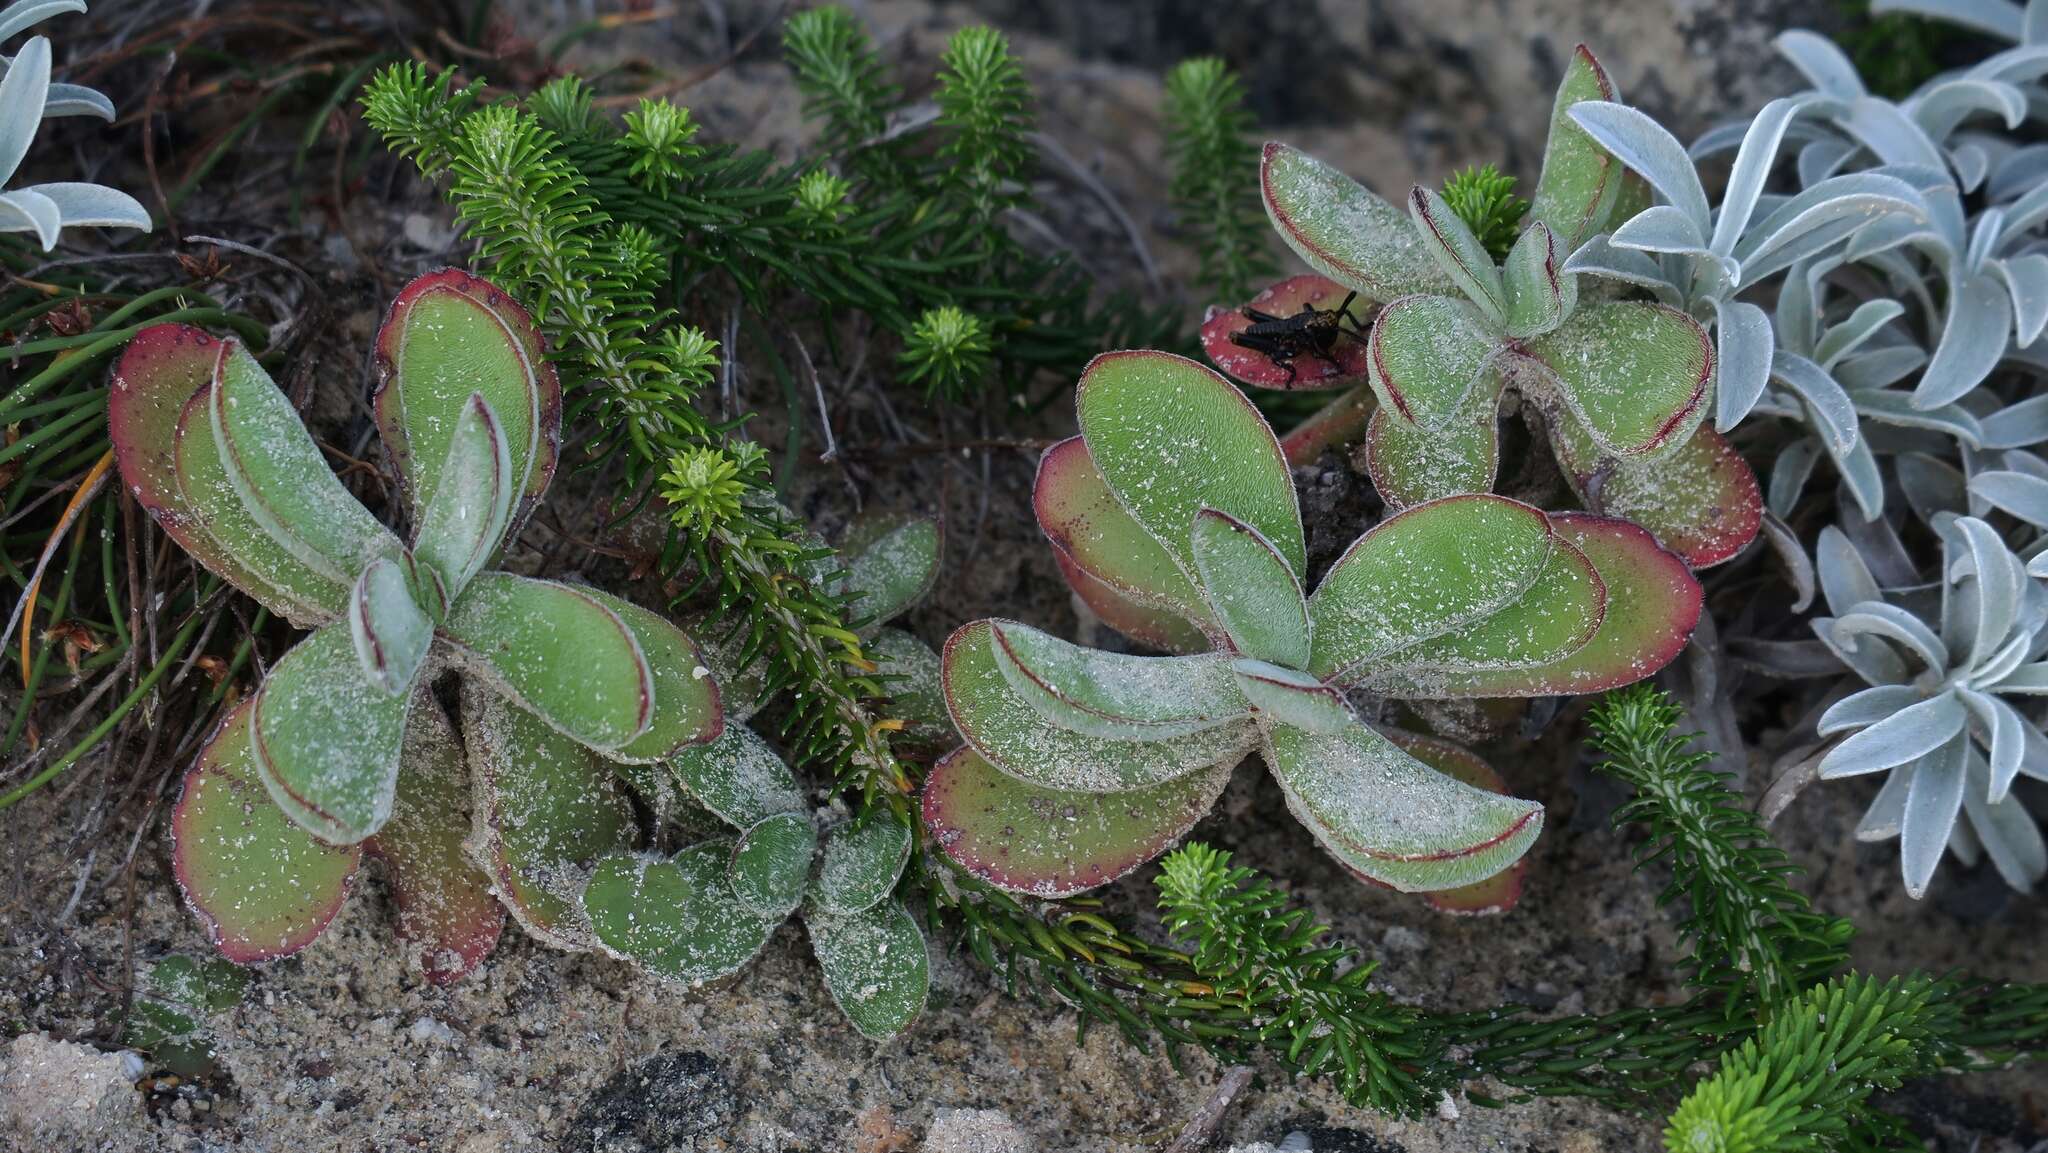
<box><xmin>1439</xmin><ymin>163</ymin><xmax>1529</xmax><ymax>261</ymax></box>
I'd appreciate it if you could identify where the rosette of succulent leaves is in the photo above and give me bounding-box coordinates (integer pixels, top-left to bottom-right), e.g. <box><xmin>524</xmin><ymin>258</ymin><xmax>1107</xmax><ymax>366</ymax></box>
<box><xmin>115</xmin><ymin>269</ymin><xmax>724</xmax><ymax>983</ymax></box>
<box><xmin>922</xmin><ymin>349</ymin><xmax>1703</xmax><ymax>911</ymax></box>
<box><xmin>1809</xmin><ymin>517</ymin><xmax>2048</xmax><ymax>897</ymax></box>
<box><xmin>1207</xmin><ymin>47</ymin><xmax>1771</xmax><ymax>571</ymax></box>
<box><xmin>0</xmin><ymin>0</ymin><xmax>150</xmax><ymax>246</ymax></box>
<box><xmin>574</xmin><ymin>513</ymin><xmax>947</xmax><ymax>1040</ymax></box>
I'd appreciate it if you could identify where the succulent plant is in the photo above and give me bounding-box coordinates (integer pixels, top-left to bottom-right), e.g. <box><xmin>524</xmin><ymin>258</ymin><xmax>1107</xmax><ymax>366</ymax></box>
<box><xmin>120</xmin><ymin>954</ymin><xmax>248</xmax><ymax>1079</ymax></box>
<box><xmin>1219</xmin><ymin>47</ymin><xmax>1757</xmax><ymax>569</ymax></box>
<box><xmin>116</xmin><ymin>269</ymin><xmax>722</xmax><ymax>980</ymax></box>
<box><xmin>923</xmin><ymin>349</ymin><xmax>1703</xmax><ymax>900</ymax></box>
<box><xmin>569</xmin><ymin>513</ymin><xmax>945</xmax><ymax>1038</ymax></box>
<box><xmin>0</xmin><ymin>0</ymin><xmax>149</xmax><ymax>248</ymax></box>
<box><xmin>1810</xmin><ymin>517</ymin><xmax>2048</xmax><ymax>896</ymax></box>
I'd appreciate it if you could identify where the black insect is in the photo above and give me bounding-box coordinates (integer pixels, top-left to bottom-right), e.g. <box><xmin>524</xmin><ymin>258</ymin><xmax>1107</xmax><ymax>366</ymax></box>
<box><xmin>1228</xmin><ymin>291</ymin><xmax>1370</xmax><ymax>385</ymax></box>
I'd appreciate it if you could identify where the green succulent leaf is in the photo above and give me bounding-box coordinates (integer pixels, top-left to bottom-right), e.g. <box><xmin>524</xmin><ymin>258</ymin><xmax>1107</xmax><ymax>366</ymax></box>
<box><xmin>1383</xmin><ymin>731</ymin><xmax>1527</xmax><ymax>915</ymax></box>
<box><xmin>172</xmin><ymin>699</ymin><xmax>363</xmax><ymax>963</ymax></box>
<box><xmin>1051</xmin><ymin>550</ymin><xmax>1214</xmax><ymax>655</ymax></box>
<box><xmin>148</xmin><ymin>955</ymin><xmax>249</xmax><ymax>1014</ymax></box>
<box><xmin>463</xmin><ymin>686</ymin><xmax>636</xmax><ymax>950</ymax></box>
<box><xmin>870</xmin><ymin>628</ymin><xmax>953</xmax><ymax>749</ymax></box>
<box><xmin>1264</xmin><ymin>721</ymin><xmax>1543</xmax><ymax>892</ymax></box>
<box><xmin>666</xmin><ymin>722</ymin><xmax>807</xmax><ymax>829</ymax></box>
<box><xmin>805</xmin><ymin>899</ymin><xmax>929</xmax><ymax>1040</ymax></box>
<box><xmin>1409</xmin><ymin>186</ymin><xmax>1507</xmax><ymax>323</ymax></box>
<box><xmin>921</xmin><ymin>746</ymin><xmax>1234</xmax><ymax>897</ymax></box>
<box><xmin>251</xmin><ymin>624</ymin><xmax>410</xmax><ymax>844</ymax></box>
<box><xmin>1075</xmin><ymin>350</ymin><xmax>1305</xmax><ymax>579</ymax></box>
<box><xmin>365</xmin><ymin>695</ymin><xmax>503</xmax><ymax>984</ymax></box>
<box><xmin>1361</xmin><ymin>392</ymin><xmax>1502</xmax><ymax>508</ymax></box>
<box><xmin>1502</xmin><ymin>221</ymin><xmax>1576</xmax><ymax>339</ymax></box>
<box><xmin>348</xmin><ymin>555</ymin><xmax>433</xmax><ymax>696</ymax></box>
<box><xmin>1517</xmin><ymin>300</ymin><xmax>1711</xmax><ymax>458</ymax></box>
<box><xmin>1230</xmin><ymin>659</ymin><xmax>1355</xmax><ymax>734</ymax></box>
<box><xmin>110</xmin><ymin>328</ymin><xmax>346</xmax><ymax>625</ymax></box>
<box><xmin>1395</xmin><ymin>513</ymin><xmax>1701</xmax><ymax>696</ymax></box>
<box><xmin>1553</xmin><ymin>420</ymin><xmax>1763</xmax><ymax>569</ymax></box>
<box><xmin>1034</xmin><ymin>436</ymin><xmax>1216</xmax><ymax>644</ymax></box>
<box><xmin>1260</xmin><ymin>142</ymin><xmax>1455</xmax><ymax>301</ymax></box>
<box><xmin>729</xmin><ymin>812</ymin><xmax>818</xmax><ymax>919</ymax></box>
<box><xmin>1362</xmin><ymin>534</ymin><xmax>1605</xmax><ymax>696</ymax></box>
<box><xmin>812</xmin><ymin>816</ymin><xmax>913</xmax><ymax>916</ymax></box>
<box><xmin>121</xmin><ymin>1001</ymin><xmax>215</xmax><ymax>1080</ymax></box>
<box><xmin>1188</xmin><ymin>508</ymin><xmax>1309</xmax><ymax>667</ymax></box>
<box><xmin>373</xmin><ymin>267</ymin><xmax>559</xmax><ymax>539</ymax></box>
<box><xmin>580</xmin><ymin>589</ymin><xmax>724</xmax><ymax>763</ymax></box>
<box><xmin>410</xmin><ymin>392</ymin><xmax>515</xmax><ymax>602</ymax></box>
<box><xmin>1308</xmin><ymin>494</ymin><xmax>1556</xmax><ymax>683</ymax></box>
<box><xmin>439</xmin><ymin>572</ymin><xmax>655</xmax><ymax>753</ymax></box>
<box><xmin>582</xmin><ymin>844</ymin><xmax>778</xmax><ymax>987</ymax></box>
<box><xmin>839</xmin><ymin>513</ymin><xmax>941</xmax><ymax>632</ymax></box>
<box><xmin>1365</xmin><ymin>293</ymin><xmax>1500</xmax><ymax>431</ymax></box>
<box><xmin>1529</xmin><ymin>44</ymin><xmax>1623</xmax><ymax>250</ymax></box>
<box><xmin>209</xmin><ymin>341</ymin><xmax>399</xmax><ymax>585</ymax></box>
<box><xmin>986</xmin><ymin>619</ymin><xmax>1252</xmax><ymax>740</ymax></box>
<box><xmin>943</xmin><ymin>620</ymin><xmax>1258</xmax><ymax>792</ymax></box>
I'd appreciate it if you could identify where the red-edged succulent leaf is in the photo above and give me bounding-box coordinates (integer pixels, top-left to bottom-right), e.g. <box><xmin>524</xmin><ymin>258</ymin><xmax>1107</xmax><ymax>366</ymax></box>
<box><xmin>943</xmin><ymin>620</ymin><xmax>1258</xmax><ymax>792</ymax></box>
<box><xmin>1279</xmin><ymin>384</ymin><xmax>1375</xmax><ymax>467</ymax></box>
<box><xmin>462</xmin><ymin>685</ymin><xmax>636</xmax><ymax>950</ymax></box>
<box><xmin>373</xmin><ymin>268</ymin><xmax>560</xmax><ymax>542</ymax></box>
<box><xmin>1051</xmin><ymin>551</ymin><xmax>1213</xmax><ymax>655</ymax></box>
<box><xmin>365</xmin><ymin>695</ymin><xmax>503</xmax><ymax>984</ymax></box>
<box><xmin>1076</xmin><ymin>350</ymin><xmax>1306</xmax><ymax>579</ymax></box>
<box><xmin>1263</xmin><ymin>721</ymin><xmax>1543</xmax><ymax>892</ymax></box>
<box><xmin>251</xmin><ymin>623</ymin><xmax>411</xmax><ymax>845</ymax></box>
<box><xmin>1529</xmin><ymin>45</ymin><xmax>1624</xmax><ymax>250</ymax></box>
<box><xmin>1034</xmin><ymin>436</ymin><xmax>1216</xmax><ymax>642</ymax></box>
<box><xmin>1366</xmin><ymin>293</ymin><xmax>1500</xmax><ymax>430</ymax></box>
<box><xmin>579</xmin><ymin>588</ymin><xmax>723</xmax><ymax>763</ymax></box>
<box><xmin>666</xmin><ymin>722</ymin><xmax>807</xmax><ymax>829</ymax></box>
<box><xmin>1200</xmin><ymin>275</ymin><xmax>1373</xmax><ymax>390</ymax></box>
<box><xmin>1517</xmin><ymin>300</ymin><xmax>1712</xmax><ymax>458</ymax></box>
<box><xmin>1231</xmin><ymin>659</ymin><xmax>1356</xmax><ymax>733</ymax></box>
<box><xmin>207</xmin><ymin>340</ymin><xmax>399</xmax><ymax>584</ymax></box>
<box><xmin>1502</xmin><ymin>222</ymin><xmax>1576</xmax><ymax>340</ymax></box>
<box><xmin>1382</xmin><ymin>731</ymin><xmax>1527</xmax><ymax>915</ymax></box>
<box><xmin>1362</xmin><ymin>532</ymin><xmax>1605</xmax><ymax>697</ymax></box>
<box><xmin>410</xmin><ymin>392</ymin><xmax>515</xmax><ymax>602</ymax></box>
<box><xmin>1553</xmin><ymin>419</ymin><xmax>1763</xmax><ymax>568</ymax></box>
<box><xmin>1362</xmin><ymin>395</ymin><xmax>1501</xmax><ymax>508</ymax></box>
<box><xmin>1190</xmin><ymin>508</ymin><xmax>1310</xmax><ymax>667</ymax></box>
<box><xmin>839</xmin><ymin>513</ymin><xmax>942</xmax><ymax>634</ymax></box>
<box><xmin>1399</xmin><ymin>514</ymin><xmax>1700</xmax><ymax>696</ymax></box>
<box><xmin>110</xmin><ymin>327</ymin><xmax>345</xmax><ymax>625</ymax></box>
<box><xmin>1409</xmin><ymin>186</ymin><xmax>1508</xmax><ymax>324</ymax></box>
<box><xmin>348</xmin><ymin>555</ymin><xmax>433</xmax><ymax>696</ymax></box>
<box><xmin>1308</xmin><ymin>494</ymin><xmax>1557</xmax><ymax>683</ymax></box>
<box><xmin>921</xmin><ymin>746</ymin><xmax>1233</xmax><ymax>897</ymax></box>
<box><xmin>985</xmin><ymin>619</ymin><xmax>1251</xmax><ymax>741</ymax></box>
<box><xmin>1260</xmin><ymin>143</ymin><xmax>1455</xmax><ymax>301</ymax></box>
<box><xmin>172</xmin><ymin>700</ymin><xmax>363</xmax><ymax>963</ymax></box>
<box><xmin>438</xmin><ymin>572</ymin><xmax>655</xmax><ymax>754</ymax></box>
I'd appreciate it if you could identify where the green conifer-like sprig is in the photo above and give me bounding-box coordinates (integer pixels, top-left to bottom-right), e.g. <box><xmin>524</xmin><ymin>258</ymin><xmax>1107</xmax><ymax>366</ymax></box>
<box><xmin>1663</xmin><ymin>975</ymin><xmax>1935</xmax><ymax>1153</ymax></box>
<box><xmin>899</xmin><ymin>305</ymin><xmax>992</xmax><ymax>397</ymax></box>
<box><xmin>1587</xmin><ymin>684</ymin><xmax>1854</xmax><ymax>1009</ymax></box>
<box><xmin>782</xmin><ymin>5</ymin><xmax>903</xmax><ymax>183</ymax></box>
<box><xmin>1440</xmin><ymin>163</ymin><xmax>1529</xmax><ymax>261</ymax></box>
<box><xmin>1163</xmin><ymin>57</ymin><xmax>1274</xmax><ymax>302</ymax></box>
<box><xmin>934</xmin><ymin>26</ymin><xmax>1033</xmax><ymax>234</ymax></box>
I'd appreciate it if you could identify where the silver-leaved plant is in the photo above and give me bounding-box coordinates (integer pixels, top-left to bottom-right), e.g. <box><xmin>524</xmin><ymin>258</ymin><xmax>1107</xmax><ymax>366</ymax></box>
<box><xmin>0</xmin><ymin>0</ymin><xmax>149</xmax><ymax>247</ymax></box>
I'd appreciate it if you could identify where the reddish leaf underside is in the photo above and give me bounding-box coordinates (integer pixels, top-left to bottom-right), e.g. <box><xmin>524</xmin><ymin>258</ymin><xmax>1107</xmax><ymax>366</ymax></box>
<box><xmin>1051</xmin><ymin>551</ymin><xmax>1212</xmax><ymax>655</ymax></box>
<box><xmin>1033</xmin><ymin>435</ymin><xmax>1217</xmax><ymax>643</ymax></box>
<box><xmin>365</xmin><ymin>697</ymin><xmax>503</xmax><ymax>984</ymax></box>
<box><xmin>1383</xmin><ymin>731</ymin><xmax>1526</xmax><ymax>915</ymax></box>
<box><xmin>373</xmin><ymin>268</ymin><xmax>561</xmax><ymax>540</ymax></box>
<box><xmin>1554</xmin><ymin>421</ymin><xmax>1763</xmax><ymax>568</ymax></box>
<box><xmin>921</xmin><ymin>746</ymin><xmax>1234</xmax><ymax>897</ymax></box>
<box><xmin>172</xmin><ymin>700</ymin><xmax>362</xmax><ymax>964</ymax></box>
<box><xmin>1200</xmin><ymin>275</ymin><xmax>1374</xmax><ymax>390</ymax></box>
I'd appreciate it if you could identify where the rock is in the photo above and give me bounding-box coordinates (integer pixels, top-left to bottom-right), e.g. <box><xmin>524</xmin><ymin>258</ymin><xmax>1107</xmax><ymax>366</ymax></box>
<box><xmin>853</xmin><ymin>1105</ymin><xmax>918</xmax><ymax>1153</ymax></box>
<box><xmin>0</xmin><ymin>1033</ymin><xmax>148</xmax><ymax>1151</ymax></box>
<box><xmin>921</xmin><ymin>1108</ymin><xmax>1035</xmax><ymax>1153</ymax></box>
<box><xmin>561</xmin><ymin>1051</ymin><xmax>734</xmax><ymax>1153</ymax></box>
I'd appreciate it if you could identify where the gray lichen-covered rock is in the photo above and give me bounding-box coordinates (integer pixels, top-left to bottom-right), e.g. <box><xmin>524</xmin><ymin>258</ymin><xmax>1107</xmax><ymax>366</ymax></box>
<box><xmin>0</xmin><ymin>1034</ymin><xmax>148</xmax><ymax>1152</ymax></box>
<box><xmin>922</xmin><ymin>1108</ymin><xmax>1036</xmax><ymax>1153</ymax></box>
